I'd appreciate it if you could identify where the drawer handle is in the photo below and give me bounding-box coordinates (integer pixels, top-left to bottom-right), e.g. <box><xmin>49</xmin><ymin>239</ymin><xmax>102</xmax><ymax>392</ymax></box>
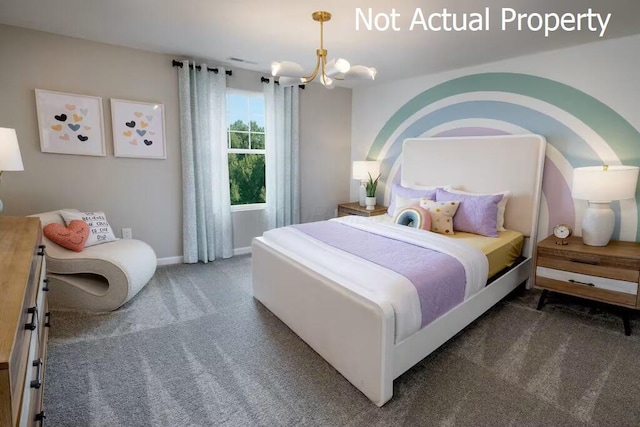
<box><xmin>37</xmin><ymin>244</ymin><xmax>46</xmax><ymax>256</ymax></box>
<box><xmin>569</xmin><ymin>258</ymin><xmax>599</xmax><ymax>265</ymax></box>
<box><xmin>35</xmin><ymin>411</ymin><xmax>46</xmax><ymax>423</ymax></box>
<box><xmin>43</xmin><ymin>278</ymin><xmax>50</xmax><ymax>292</ymax></box>
<box><xmin>568</xmin><ymin>279</ymin><xmax>595</xmax><ymax>287</ymax></box>
<box><xmin>31</xmin><ymin>358</ymin><xmax>43</xmax><ymax>389</ymax></box>
<box><xmin>25</xmin><ymin>306</ymin><xmax>38</xmax><ymax>331</ymax></box>
<box><xmin>45</xmin><ymin>311</ymin><xmax>52</xmax><ymax>328</ymax></box>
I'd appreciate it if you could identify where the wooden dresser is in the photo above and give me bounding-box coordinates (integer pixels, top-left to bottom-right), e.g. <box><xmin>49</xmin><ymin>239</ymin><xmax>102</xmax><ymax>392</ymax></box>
<box><xmin>0</xmin><ymin>217</ymin><xmax>49</xmax><ymax>426</ymax></box>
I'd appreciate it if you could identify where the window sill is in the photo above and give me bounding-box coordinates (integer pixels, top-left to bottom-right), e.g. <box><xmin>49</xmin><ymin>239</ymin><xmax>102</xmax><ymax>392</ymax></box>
<box><xmin>231</xmin><ymin>203</ymin><xmax>267</xmax><ymax>213</ymax></box>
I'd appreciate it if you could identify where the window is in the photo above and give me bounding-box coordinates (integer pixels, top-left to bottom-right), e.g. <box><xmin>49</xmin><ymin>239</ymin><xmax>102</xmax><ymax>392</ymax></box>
<box><xmin>226</xmin><ymin>90</ymin><xmax>266</xmax><ymax>208</ymax></box>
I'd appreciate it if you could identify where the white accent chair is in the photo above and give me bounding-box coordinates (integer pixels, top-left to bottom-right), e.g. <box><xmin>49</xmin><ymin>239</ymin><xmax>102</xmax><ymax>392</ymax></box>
<box><xmin>32</xmin><ymin>210</ymin><xmax>157</xmax><ymax>312</ymax></box>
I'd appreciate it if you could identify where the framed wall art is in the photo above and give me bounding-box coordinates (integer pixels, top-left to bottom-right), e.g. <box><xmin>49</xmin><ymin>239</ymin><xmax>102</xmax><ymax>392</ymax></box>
<box><xmin>110</xmin><ymin>99</ymin><xmax>166</xmax><ymax>159</ymax></box>
<box><xmin>35</xmin><ymin>89</ymin><xmax>106</xmax><ymax>156</ymax></box>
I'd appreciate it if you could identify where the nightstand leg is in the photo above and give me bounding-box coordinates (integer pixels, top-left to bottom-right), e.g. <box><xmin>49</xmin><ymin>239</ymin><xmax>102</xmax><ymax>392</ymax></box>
<box><xmin>622</xmin><ymin>310</ymin><xmax>631</xmax><ymax>336</ymax></box>
<box><xmin>536</xmin><ymin>290</ymin><xmax>548</xmax><ymax>311</ymax></box>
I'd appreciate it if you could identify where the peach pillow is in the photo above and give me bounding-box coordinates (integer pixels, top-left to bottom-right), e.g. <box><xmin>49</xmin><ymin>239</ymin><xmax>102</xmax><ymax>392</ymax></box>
<box><xmin>44</xmin><ymin>220</ymin><xmax>90</xmax><ymax>252</ymax></box>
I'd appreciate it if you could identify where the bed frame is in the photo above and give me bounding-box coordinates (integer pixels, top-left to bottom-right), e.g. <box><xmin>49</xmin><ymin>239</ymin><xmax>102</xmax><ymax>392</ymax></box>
<box><xmin>252</xmin><ymin>135</ymin><xmax>546</xmax><ymax>406</ymax></box>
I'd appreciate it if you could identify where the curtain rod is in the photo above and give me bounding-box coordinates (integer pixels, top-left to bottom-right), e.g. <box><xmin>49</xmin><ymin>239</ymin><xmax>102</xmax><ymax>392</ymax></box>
<box><xmin>260</xmin><ymin>76</ymin><xmax>305</xmax><ymax>90</ymax></box>
<box><xmin>172</xmin><ymin>60</ymin><xmax>232</xmax><ymax>76</ymax></box>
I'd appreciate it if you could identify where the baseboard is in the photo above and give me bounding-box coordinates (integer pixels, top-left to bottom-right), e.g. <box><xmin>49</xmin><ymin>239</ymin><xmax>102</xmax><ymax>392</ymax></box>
<box><xmin>157</xmin><ymin>248</ymin><xmax>250</xmax><ymax>266</ymax></box>
<box><xmin>233</xmin><ymin>246</ymin><xmax>252</xmax><ymax>256</ymax></box>
<box><xmin>157</xmin><ymin>256</ymin><xmax>184</xmax><ymax>266</ymax></box>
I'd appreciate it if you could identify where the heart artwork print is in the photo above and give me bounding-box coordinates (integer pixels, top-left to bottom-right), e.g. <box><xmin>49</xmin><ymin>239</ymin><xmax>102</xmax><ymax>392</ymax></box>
<box><xmin>35</xmin><ymin>89</ymin><xmax>105</xmax><ymax>156</ymax></box>
<box><xmin>111</xmin><ymin>99</ymin><xmax>166</xmax><ymax>159</ymax></box>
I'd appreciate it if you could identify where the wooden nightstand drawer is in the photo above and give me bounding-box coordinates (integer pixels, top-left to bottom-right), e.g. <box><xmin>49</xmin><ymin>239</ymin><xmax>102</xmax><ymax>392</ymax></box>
<box><xmin>537</xmin><ymin>246</ymin><xmax>640</xmax><ymax>271</ymax></box>
<box><xmin>536</xmin><ymin>257</ymin><xmax>639</xmax><ymax>283</ymax></box>
<box><xmin>536</xmin><ymin>266</ymin><xmax>637</xmax><ymax>295</ymax></box>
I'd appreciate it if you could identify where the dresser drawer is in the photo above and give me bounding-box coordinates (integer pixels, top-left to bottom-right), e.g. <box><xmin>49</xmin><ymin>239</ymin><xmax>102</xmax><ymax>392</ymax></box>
<box><xmin>5</xmin><ymin>253</ymin><xmax>42</xmax><ymax>425</ymax></box>
<box><xmin>20</xmin><ymin>319</ymin><xmax>43</xmax><ymax>427</ymax></box>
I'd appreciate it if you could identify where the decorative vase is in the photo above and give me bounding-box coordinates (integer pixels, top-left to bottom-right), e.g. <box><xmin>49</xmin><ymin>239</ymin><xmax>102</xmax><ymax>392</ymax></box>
<box><xmin>365</xmin><ymin>196</ymin><xmax>376</xmax><ymax>211</ymax></box>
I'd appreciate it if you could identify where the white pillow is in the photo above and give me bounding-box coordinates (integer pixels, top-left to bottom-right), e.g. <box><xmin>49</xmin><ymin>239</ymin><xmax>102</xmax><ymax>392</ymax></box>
<box><xmin>60</xmin><ymin>210</ymin><xmax>117</xmax><ymax>247</ymax></box>
<box><xmin>446</xmin><ymin>188</ymin><xmax>511</xmax><ymax>231</ymax></box>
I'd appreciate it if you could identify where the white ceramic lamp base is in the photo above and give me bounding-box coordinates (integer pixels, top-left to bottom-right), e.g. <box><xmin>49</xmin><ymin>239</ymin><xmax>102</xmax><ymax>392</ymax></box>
<box><xmin>581</xmin><ymin>201</ymin><xmax>614</xmax><ymax>246</ymax></box>
<box><xmin>358</xmin><ymin>182</ymin><xmax>367</xmax><ymax>207</ymax></box>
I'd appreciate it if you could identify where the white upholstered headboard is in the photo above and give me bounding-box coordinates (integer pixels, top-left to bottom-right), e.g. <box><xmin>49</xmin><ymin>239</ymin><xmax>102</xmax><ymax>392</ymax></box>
<box><xmin>401</xmin><ymin>135</ymin><xmax>546</xmax><ymax>247</ymax></box>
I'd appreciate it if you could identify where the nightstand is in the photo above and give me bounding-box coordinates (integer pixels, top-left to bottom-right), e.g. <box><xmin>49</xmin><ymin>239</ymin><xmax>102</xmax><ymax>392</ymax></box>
<box><xmin>337</xmin><ymin>202</ymin><xmax>387</xmax><ymax>217</ymax></box>
<box><xmin>535</xmin><ymin>235</ymin><xmax>640</xmax><ymax>335</ymax></box>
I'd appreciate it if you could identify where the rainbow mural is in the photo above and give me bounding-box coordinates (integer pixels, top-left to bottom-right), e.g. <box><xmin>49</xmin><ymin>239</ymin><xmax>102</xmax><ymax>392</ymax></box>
<box><xmin>368</xmin><ymin>72</ymin><xmax>640</xmax><ymax>242</ymax></box>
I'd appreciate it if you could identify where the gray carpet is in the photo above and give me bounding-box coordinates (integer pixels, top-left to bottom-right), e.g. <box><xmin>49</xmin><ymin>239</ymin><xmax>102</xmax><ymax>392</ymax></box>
<box><xmin>45</xmin><ymin>256</ymin><xmax>640</xmax><ymax>426</ymax></box>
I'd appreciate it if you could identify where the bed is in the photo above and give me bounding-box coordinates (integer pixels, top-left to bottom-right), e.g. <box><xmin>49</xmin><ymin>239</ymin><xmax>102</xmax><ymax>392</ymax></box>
<box><xmin>252</xmin><ymin>135</ymin><xmax>546</xmax><ymax>406</ymax></box>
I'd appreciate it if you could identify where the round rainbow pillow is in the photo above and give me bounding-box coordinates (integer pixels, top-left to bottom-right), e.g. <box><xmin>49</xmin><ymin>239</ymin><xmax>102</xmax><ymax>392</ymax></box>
<box><xmin>393</xmin><ymin>206</ymin><xmax>431</xmax><ymax>230</ymax></box>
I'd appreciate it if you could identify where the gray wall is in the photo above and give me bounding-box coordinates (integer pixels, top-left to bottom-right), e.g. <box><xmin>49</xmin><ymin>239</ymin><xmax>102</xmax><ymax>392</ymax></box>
<box><xmin>299</xmin><ymin>83</ymin><xmax>352</xmax><ymax>222</ymax></box>
<box><xmin>0</xmin><ymin>24</ymin><xmax>352</xmax><ymax>259</ymax></box>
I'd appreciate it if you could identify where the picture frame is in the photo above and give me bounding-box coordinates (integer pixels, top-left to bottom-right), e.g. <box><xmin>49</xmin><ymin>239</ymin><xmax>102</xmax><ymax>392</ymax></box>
<box><xmin>35</xmin><ymin>89</ymin><xmax>106</xmax><ymax>156</ymax></box>
<box><xmin>110</xmin><ymin>99</ymin><xmax>166</xmax><ymax>159</ymax></box>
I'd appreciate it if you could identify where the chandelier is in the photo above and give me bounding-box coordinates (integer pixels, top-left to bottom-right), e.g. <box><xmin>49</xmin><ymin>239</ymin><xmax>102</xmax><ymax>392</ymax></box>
<box><xmin>271</xmin><ymin>11</ymin><xmax>377</xmax><ymax>88</ymax></box>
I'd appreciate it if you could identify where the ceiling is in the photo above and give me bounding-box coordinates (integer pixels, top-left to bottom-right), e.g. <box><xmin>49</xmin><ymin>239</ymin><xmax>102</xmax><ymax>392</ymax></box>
<box><xmin>2</xmin><ymin>0</ymin><xmax>640</xmax><ymax>86</ymax></box>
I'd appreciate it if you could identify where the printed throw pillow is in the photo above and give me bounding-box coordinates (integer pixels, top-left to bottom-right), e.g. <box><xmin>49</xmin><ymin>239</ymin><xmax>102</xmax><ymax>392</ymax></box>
<box><xmin>387</xmin><ymin>182</ymin><xmax>438</xmax><ymax>217</ymax></box>
<box><xmin>419</xmin><ymin>199</ymin><xmax>460</xmax><ymax>235</ymax></box>
<box><xmin>43</xmin><ymin>220</ymin><xmax>90</xmax><ymax>252</ymax></box>
<box><xmin>393</xmin><ymin>205</ymin><xmax>432</xmax><ymax>231</ymax></box>
<box><xmin>436</xmin><ymin>188</ymin><xmax>503</xmax><ymax>237</ymax></box>
<box><xmin>60</xmin><ymin>210</ymin><xmax>117</xmax><ymax>247</ymax></box>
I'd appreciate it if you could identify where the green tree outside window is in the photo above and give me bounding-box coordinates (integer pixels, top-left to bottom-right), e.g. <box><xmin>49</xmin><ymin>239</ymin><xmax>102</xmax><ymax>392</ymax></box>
<box><xmin>226</xmin><ymin>91</ymin><xmax>266</xmax><ymax>205</ymax></box>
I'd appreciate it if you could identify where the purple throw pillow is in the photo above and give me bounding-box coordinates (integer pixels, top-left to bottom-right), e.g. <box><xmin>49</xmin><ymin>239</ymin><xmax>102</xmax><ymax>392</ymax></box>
<box><xmin>387</xmin><ymin>183</ymin><xmax>438</xmax><ymax>216</ymax></box>
<box><xmin>436</xmin><ymin>188</ymin><xmax>503</xmax><ymax>237</ymax></box>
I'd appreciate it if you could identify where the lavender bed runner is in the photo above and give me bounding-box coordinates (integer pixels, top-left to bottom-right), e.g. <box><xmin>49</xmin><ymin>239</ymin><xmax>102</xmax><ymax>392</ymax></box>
<box><xmin>292</xmin><ymin>221</ymin><xmax>466</xmax><ymax>328</ymax></box>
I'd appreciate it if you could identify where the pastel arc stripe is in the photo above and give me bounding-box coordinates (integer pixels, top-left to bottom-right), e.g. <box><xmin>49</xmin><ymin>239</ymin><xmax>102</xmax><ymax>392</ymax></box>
<box><xmin>368</xmin><ymin>73</ymin><xmax>640</xmax><ymax>165</ymax></box>
<box><xmin>369</xmin><ymin>73</ymin><xmax>640</xmax><ymax>240</ymax></box>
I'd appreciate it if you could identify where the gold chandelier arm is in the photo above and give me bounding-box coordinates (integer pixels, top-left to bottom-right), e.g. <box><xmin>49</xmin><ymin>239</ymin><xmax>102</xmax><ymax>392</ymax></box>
<box><xmin>302</xmin><ymin>52</ymin><xmax>322</xmax><ymax>82</ymax></box>
<box><xmin>320</xmin><ymin>54</ymin><xmax>328</xmax><ymax>85</ymax></box>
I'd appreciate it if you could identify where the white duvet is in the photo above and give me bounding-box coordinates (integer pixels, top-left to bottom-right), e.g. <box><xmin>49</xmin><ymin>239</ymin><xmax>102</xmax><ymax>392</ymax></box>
<box><xmin>261</xmin><ymin>216</ymin><xmax>488</xmax><ymax>343</ymax></box>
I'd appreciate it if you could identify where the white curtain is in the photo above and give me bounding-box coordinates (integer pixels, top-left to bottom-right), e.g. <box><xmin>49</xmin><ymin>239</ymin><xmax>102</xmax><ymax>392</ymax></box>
<box><xmin>178</xmin><ymin>61</ymin><xmax>233</xmax><ymax>263</ymax></box>
<box><xmin>264</xmin><ymin>81</ymin><xmax>300</xmax><ymax>229</ymax></box>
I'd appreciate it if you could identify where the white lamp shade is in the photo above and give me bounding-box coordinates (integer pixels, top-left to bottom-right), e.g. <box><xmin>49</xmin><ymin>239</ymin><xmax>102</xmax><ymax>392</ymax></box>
<box><xmin>324</xmin><ymin>58</ymin><xmax>350</xmax><ymax>77</ymax></box>
<box><xmin>319</xmin><ymin>75</ymin><xmax>335</xmax><ymax>89</ymax></box>
<box><xmin>352</xmin><ymin>160</ymin><xmax>381</xmax><ymax>180</ymax></box>
<box><xmin>0</xmin><ymin>127</ymin><xmax>24</xmax><ymax>171</ymax></box>
<box><xmin>271</xmin><ymin>61</ymin><xmax>307</xmax><ymax>78</ymax></box>
<box><xmin>344</xmin><ymin>65</ymin><xmax>377</xmax><ymax>80</ymax></box>
<box><xmin>572</xmin><ymin>165</ymin><xmax>639</xmax><ymax>202</ymax></box>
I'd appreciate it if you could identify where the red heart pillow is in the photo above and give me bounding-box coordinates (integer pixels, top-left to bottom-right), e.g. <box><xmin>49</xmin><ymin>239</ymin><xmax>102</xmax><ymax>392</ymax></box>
<box><xmin>43</xmin><ymin>220</ymin><xmax>90</xmax><ymax>252</ymax></box>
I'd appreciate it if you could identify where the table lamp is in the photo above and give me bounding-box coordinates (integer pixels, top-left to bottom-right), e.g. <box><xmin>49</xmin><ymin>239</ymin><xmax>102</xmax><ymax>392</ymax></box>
<box><xmin>352</xmin><ymin>161</ymin><xmax>380</xmax><ymax>207</ymax></box>
<box><xmin>572</xmin><ymin>165</ymin><xmax>639</xmax><ymax>246</ymax></box>
<box><xmin>0</xmin><ymin>127</ymin><xmax>24</xmax><ymax>213</ymax></box>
